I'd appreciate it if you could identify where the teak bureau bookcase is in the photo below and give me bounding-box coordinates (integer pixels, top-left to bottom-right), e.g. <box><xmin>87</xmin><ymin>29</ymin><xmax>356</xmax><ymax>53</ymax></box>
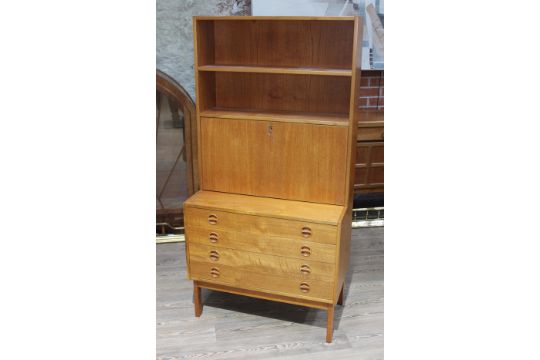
<box><xmin>184</xmin><ymin>16</ymin><xmax>363</xmax><ymax>343</ymax></box>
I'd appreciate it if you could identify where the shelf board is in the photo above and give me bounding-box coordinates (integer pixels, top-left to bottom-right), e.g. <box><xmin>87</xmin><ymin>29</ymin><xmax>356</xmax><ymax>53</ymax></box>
<box><xmin>185</xmin><ymin>190</ymin><xmax>345</xmax><ymax>225</ymax></box>
<box><xmin>200</xmin><ymin>108</ymin><xmax>349</xmax><ymax>127</ymax></box>
<box><xmin>194</xmin><ymin>16</ymin><xmax>356</xmax><ymax>21</ymax></box>
<box><xmin>198</xmin><ymin>65</ymin><xmax>352</xmax><ymax>77</ymax></box>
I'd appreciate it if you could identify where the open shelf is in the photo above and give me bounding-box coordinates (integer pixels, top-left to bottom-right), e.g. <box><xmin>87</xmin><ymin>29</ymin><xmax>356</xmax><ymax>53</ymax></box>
<box><xmin>198</xmin><ymin>72</ymin><xmax>352</xmax><ymax>116</ymax></box>
<box><xmin>198</xmin><ymin>65</ymin><xmax>352</xmax><ymax>77</ymax></box>
<box><xmin>195</xmin><ymin>18</ymin><xmax>355</xmax><ymax>70</ymax></box>
<box><xmin>200</xmin><ymin>108</ymin><xmax>349</xmax><ymax>127</ymax></box>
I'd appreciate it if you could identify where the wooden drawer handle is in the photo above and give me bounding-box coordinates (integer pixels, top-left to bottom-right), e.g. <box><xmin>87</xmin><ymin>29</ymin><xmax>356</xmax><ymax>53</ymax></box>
<box><xmin>300</xmin><ymin>246</ymin><xmax>311</xmax><ymax>257</ymax></box>
<box><xmin>210</xmin><ymin>267</ymin><xmax>220</xmax><ymax>278</ymax></box>
<box><xmin>209</xmin><ymin>232</ymin><xmax>218</xmax><ymax>243</ymax></box>
<box><xmin>299</xmin><ymin>282</ymin><xmax>310</xmax><ymax>293</ymax></box>
<box><xmin>301</xmin><ymin>227</ymin><xmax>312</xmax><ymax>237</ymax></box>
<box><xmin>208</xmin><ymin>214</ymin><xmax>218</xmax><ymax>225</ymax></box>
<box><xmin>300</xmin><ymin>264</ymin><xmax>311</xmax><ymax>275</ymax></box>
<box><xmin>209</xmin><ymin>250</ymin><xmax>219</xmax><ymax>262</ymax></box>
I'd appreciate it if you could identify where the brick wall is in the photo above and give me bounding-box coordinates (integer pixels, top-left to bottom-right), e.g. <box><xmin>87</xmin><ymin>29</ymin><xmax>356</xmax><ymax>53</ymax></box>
<box><xmin>358</xmin><ymin>70</ymin><xmax>384</xmax><ymax>110</ymax></box>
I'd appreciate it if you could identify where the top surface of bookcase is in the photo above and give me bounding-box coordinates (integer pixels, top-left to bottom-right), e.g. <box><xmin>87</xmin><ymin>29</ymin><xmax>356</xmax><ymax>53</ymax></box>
<box><xmin>194</xmin><ymin>16</ymin><xmax>356</xmax><ymax>21</ymax></box>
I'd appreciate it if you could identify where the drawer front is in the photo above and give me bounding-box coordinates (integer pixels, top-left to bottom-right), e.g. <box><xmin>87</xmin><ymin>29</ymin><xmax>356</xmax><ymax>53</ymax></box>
<box><xmin>189</xmin><ymin>261</ymin><xmax>334</xmax><ymax>302</ymax></box>
<box><xmin>188</xmin><ymin>242</ymin><xmax>335</xmax><ymax>281</ymax></box>
<box><xmin>185</xmin><ymin>207</ymin><xmax>337</xmax><ymax>245</ymax></box>
<box><xmin>186</xmin><ymin>226</ymin><xmax>336</xmax><ymax>263</ymax></box>
<box><xmin>357</xmin><ymin>126</ymin><xmax>384</xmax><ymax>142</ymax></box>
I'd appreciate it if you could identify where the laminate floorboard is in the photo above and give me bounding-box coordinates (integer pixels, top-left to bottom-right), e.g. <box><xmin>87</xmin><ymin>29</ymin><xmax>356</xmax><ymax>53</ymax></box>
<box><xmin>157</xmin><ymin>227</ymin><xmax>383</xmax><ymax>359</ymax></box>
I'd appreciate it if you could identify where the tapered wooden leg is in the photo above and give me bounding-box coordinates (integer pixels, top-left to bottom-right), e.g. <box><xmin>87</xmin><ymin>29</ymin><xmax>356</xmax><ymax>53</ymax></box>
<box><xmin>337</xmin><ymin>285</ymin><xmax>344</xmax><ymax>305</ymax></box>
<box><xmin>326</xmin><ymin>305</ymin><xmax>334</xmax><ymax>343</ymax></box>
<box><xmin>193</xmin><ymin>282</ymin><xmax>203</xmax><ymax>317</ymax></box>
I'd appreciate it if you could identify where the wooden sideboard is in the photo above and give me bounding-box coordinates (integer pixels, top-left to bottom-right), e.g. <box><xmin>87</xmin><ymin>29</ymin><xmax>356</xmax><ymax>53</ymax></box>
<box><xmin>184</xmin><ymin>16</ymin><xmax>363</xmax><ymax>343</ymax></box>
<box><xmin>355</xmin><ymin>110</ymin><xmax>384</xmax><ymax>193</ymax></box>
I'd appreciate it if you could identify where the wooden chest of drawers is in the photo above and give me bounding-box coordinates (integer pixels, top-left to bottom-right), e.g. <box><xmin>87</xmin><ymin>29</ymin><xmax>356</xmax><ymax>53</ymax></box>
<box><xmin>184</xmin><ymin>190</ymin><xmax>351</xmax><ymax>341</ymax></box>
<box><xmin>186</xmin><ymin>16</ymin><xmax>362</xmax><ymax>343</ymax></box>
<box><xmin>185</xmin><ymin>190</ymin><xmax>348</xmax><ymax>301</ymax></box>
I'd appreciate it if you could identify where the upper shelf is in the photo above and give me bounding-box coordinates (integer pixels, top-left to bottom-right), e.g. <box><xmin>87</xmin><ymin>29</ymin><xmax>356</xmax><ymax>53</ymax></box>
<box><xmin>198</xmin><ymin>65</ymin><xmax>352</xmax><ymax>77</ymax></box>
<box><xmin>195</xmin><ymin>18</ymin><xmax>355</xmax><ymax>70</ymax></box>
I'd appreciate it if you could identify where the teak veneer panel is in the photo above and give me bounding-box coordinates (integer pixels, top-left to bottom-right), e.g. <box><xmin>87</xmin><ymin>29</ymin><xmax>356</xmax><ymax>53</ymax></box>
<box><xmin>198</xmin><ymin>65</ymin><xmax>352</xmax><ymax>77</ymax></box>
<box><xmin>200</xmin><ymin>117</ymin><xmax>348</xmax><ymax>205</ymax></box>
<box><xmin>195</xmin><ymin>280</ymin><xmax>330</xmax><ymax>310</ymax></box>
<box><xmin>184</xmin><ymin>206</ymin><xmax>338</xmax><ymax>245</ymax></box>
<box><xmin>200</xmin><ymin>108</ymin><xmax>349</xmax><ymax>127</ymax></box>
<box><xmin>190</xmin><ymin>261</ymin><xmax>334</xmax><ymax>302</ymax></box>
<box><xmin>196</xmin><ymin>19</ymin><xmax>354</xmax><ymax>70</ymax></box>
<box><xmin>202</xmin><ymin>72</ymin><xmax>351</xmax><ymax>115</ymax></box>
<box><xmin>186</xmin><ymin>226</ymin><xmax>337</xmax><ymax>263</ymax></box>
<box><xmin>184</xmin><ymin>190</ymin><xmax>343</xmax><ymax>225</ymax></box>
<box><xmin>190</xmin><ymin>16</ymin><xmax>363</xmax><ymax>343</ymax></box>
<box><xmin>188</xmin><ymin>242</ymin><xmax>335</xmax><ymax>280</ymax></box>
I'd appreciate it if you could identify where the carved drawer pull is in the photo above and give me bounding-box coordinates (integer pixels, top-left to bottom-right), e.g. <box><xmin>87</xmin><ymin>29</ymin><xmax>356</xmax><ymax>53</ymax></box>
<box><xmin>208</xmin><ymin>214</ymin><xmax>218</xmax><ymax>225</ymax></box>
<box><xmin>300</xmin><ymin>282</ymin><xmax>310</xmax><ymax>293</ymax></box>
<box><xmin>209</xmin><ymin>232</ymin><xmax>219</xmax><ymax>243</ymax></box>
<box><xmin>209</xmin><ymin>250</ymin><xmax>220</xmax><ymax>262</ymax></box>
<box><xmin>300</xmin><ymin>264</ymin><xmax>311</xmax><ymax>275</ymax></box>
<box><xmin>301</xmin><ymin>227</ymin><xmax>312</xmax><ymax>238</ymax></box>
<box><xmin>300</xmin><ymin>246</ymin><xmax>311</xmax><ymax>257</ymax></box>
<box><xmin>210</xmin><ymin>267</ymin><xmax>220</xmax><ymax>278</ymax></box>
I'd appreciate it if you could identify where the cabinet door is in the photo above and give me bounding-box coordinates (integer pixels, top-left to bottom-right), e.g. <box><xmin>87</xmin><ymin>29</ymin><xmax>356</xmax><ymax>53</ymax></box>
<box><xmin>354</xmin><ymin>142</ymin><xmax>384</xmax><ymax>192</ymax></box>
<box><xmin>200</xmin><ymin>117</ymin><xmax>348</xmax><ymax>205</ymax></box>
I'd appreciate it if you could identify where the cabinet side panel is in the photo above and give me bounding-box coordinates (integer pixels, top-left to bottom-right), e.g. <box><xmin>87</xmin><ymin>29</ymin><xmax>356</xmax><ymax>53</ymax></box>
<box><xmin>335</xmin><ymin>17</ymin><xmax>363</xmax><ymax>301</ymax></box>
<box><xmin>345</xmin><ymin>17</ymin><xmax>364</xmax><ymax>206</ymax></box>
<box><xmin>335</xmin><ymin>209</ymin><xmax>352</xmax><ymax>301</ymax></box>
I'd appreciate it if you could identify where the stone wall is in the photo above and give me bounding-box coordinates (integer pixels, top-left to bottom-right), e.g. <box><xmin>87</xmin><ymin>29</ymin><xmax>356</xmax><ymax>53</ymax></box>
<box><xmin>156</xmin><ymin>0</ymin><xmax>250</xmax><ymax>100</ymax></box>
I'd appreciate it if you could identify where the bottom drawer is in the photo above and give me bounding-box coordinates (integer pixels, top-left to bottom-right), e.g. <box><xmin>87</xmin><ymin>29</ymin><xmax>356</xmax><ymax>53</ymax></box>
<box><xmin>189</xmin><ymin>261</ymin><xmax>334</xmax><ymax>302</ymax></box>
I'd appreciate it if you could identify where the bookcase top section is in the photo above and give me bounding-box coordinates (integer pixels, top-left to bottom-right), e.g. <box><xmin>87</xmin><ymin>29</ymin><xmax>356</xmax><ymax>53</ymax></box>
<box><xmin>185</xmin><ymin>191</ymin><xmax>345</xmax><ymax>225</ymax></box>
<box><xmin>194</xmin><ymin>16</ymin><xmax>356</xmax><ymax>21</ymax></box>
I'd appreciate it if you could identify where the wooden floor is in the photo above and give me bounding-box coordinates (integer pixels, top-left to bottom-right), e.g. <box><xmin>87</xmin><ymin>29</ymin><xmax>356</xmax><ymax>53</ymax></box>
<box><xmin>157</xmin><ymin>227</ymin><xmax>384</xmax><ymax>359</ymax></box>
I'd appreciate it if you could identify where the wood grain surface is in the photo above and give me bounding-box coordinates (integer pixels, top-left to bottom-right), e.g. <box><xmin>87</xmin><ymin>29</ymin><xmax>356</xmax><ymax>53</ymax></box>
<box><xmin>186</xmin><ymin>226</ymin><xmax>337</xmax><ymax>263</ymax></box>
<box><xmin>212</xmin><ymin>72</ymin><xmax>351</xmax><ymax>115</ymax></box>
<box><xmin>184</xmin><ymin>190</ymin><xmax>344</xmax><ymax>225</ymax></box>
<box><xmin>189</xmin><ymin>261</ymin><xmax>334</xmax><ymax>302</ymax></box>
<box><xmin>199</xmin><ymin>108</ymin><xmax>349</xmax><ymax>127</ymax></box>
<box><xmin>157</xmin><ymin>227</ymin><xmax>384</xmax><ymax>359</ymax></box>
<box><xmin>184</xmin><ymin>205</ymin><xmax>339</xmax><ymax>245</ymax></box>
<box><xmin>203</xmin><ymin>19</ymin><xmax>355</xmax><ymax>69</ymax></box>
<box><xmin>188</xmin><ymin>242</ymin><xmax>335</xmax><ymax>280</ymax></box>
<box><xmin>200</xmin><ymin>118</ymin><xmax>349</xmax><ymax>205</ymax></box>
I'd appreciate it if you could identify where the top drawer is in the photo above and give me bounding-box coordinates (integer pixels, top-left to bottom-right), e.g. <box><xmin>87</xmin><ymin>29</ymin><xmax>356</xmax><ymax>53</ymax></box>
<box><xmin>185</xmin><ymin>207</ymin><xmax>337</xmax><ymax>245</ymax></box>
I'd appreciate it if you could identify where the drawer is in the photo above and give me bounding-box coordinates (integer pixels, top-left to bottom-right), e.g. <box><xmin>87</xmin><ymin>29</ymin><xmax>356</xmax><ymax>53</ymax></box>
<box><xmin>186</xmin><ymin>227</ymin><xmax>336</xmax><ymax>263</ymax></box>
<box><xmin>188</xmin><ymin>242</ymin><xmax>335</xmax><ymax>281</ymax></box>
<box><xmin>185</xmin><ymin>207</ymin><xmax>337</xmax><ymax>245</ymax></box>
<box><xmin>357</xmin><ymin>126</ymin><xmax>384</xmax><ymax>142</ymax></box>
<box><xmin>189</xmin><ymin>261</ymin><xmax>334</xmax><ymax>302</ymax></box>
